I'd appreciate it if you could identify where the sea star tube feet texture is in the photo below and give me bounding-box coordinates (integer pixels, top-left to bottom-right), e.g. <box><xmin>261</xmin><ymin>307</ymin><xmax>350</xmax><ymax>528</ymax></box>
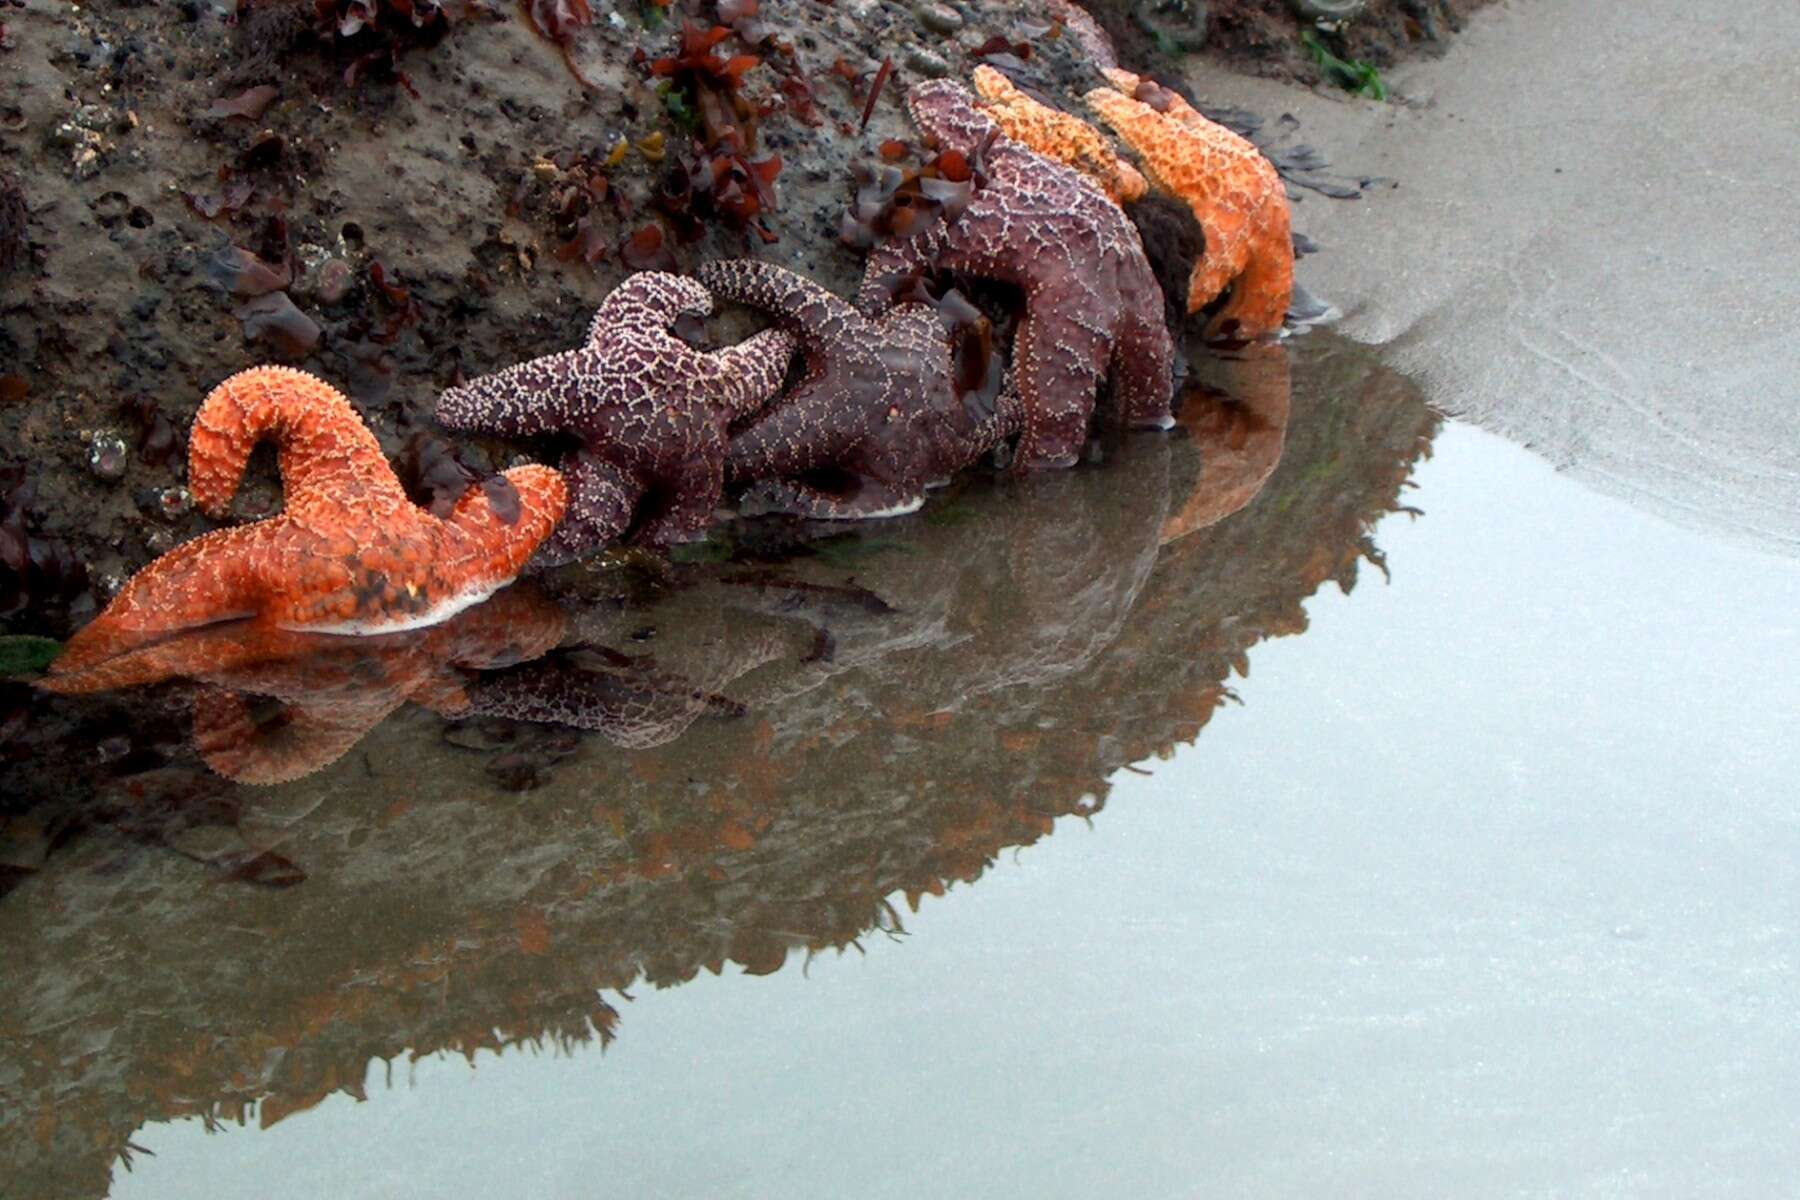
<box><xmin>857</xmin><ymin>80</ymin><xmax>1175</xmax><ymax>470</ymax></box>
<box><xmin>1046</xmin><ymin>0</ymin><xmax>1120</xmax><ymax>70</ymax></box>
<box><xmin>1085</xmin><ymin>69</ymin><xmax>1294</xmax><ymax>340</ymax></box>
<box><xmin>435</xmin><ymin>271</ymin><xmax>797</xmax><ymax>560</ymax></box>
<box><xmin>971</xmin><ymin>65</ymin><xmax>1147</xmax><ymax>207</ymax></box>
<box><xmin>700</xmin><ymin>258</ymin><xmax>1023</xmax><ymax>519</ymax></box>
<box><xmin>52</xmin><ymin>367</ymin><xmax>567</xmax><ymax>677</ymax></box>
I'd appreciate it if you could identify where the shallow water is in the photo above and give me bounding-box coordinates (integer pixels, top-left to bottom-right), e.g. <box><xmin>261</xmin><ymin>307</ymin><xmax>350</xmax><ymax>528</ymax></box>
<box><xmin>4</xmin><ymin>335</ymin><xmax>1798</xmax><ymax>1198</ymax></box>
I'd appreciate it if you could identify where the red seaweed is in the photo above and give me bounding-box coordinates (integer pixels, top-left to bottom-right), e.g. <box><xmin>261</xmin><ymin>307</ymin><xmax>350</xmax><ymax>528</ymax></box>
<box><xmin>859</xmin><ymin>55</ymin><xmax>892</xmax><ymax>131</ymax></box>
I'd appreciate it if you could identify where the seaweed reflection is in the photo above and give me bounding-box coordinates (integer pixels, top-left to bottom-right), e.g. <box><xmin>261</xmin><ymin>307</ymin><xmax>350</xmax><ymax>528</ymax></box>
<box><xmin>0</xmin><ymin>338</ymin><xmax>1438</xmax><ymax>1199</ymax></box>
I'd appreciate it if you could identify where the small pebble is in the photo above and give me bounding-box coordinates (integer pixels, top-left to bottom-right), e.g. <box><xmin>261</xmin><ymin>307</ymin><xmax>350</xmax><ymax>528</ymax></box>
<box><xmin>314</xmin><ymin>258</ymin><xmax>353</xmax><ymax>305</ymax></box>
<box><xmin>88</xmin><ymin>429</ymin><xmax>128</xmax><ymax>481</ymax></box>
<box><xmin>904</xmin><ymin>46</ymin><xmax>952</xmax><ymax>78</ymax></box>
<box><xmin>157</xmin><ymin>485</ymin><xmax>192</xmax><ymax>520</ymax></box>
<box><xmin>1291</xmin><ymin>0</ymin><xmax>1368</xmax><ymax>19</ymax></box>
<box><xmin>916</xmin><ymin>3</ymin><xmax>962</xmax><ymax>35</ymax></box>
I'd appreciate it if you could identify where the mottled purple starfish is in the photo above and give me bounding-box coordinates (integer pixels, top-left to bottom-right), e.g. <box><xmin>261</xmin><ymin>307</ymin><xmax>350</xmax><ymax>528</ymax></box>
<box><xmin>436</xmin><ymin>272</ymin><xmax>796</xmax><ymax>561</ymax></box>
<box><xmin>697</xmin><ymin>259</ymin><xmax>1023</xmax><ymax>519</ymax></box>
<box><xmin>859</xmin><ymin>80</ymin><xmax>1175</xmax><ymax>469</ymax></box>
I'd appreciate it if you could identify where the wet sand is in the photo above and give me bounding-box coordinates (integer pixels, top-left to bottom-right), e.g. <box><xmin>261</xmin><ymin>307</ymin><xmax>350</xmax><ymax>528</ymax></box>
<box><xmin>1190</xmin><ymin>0</ymin><xmax>1800</xmax><ymax>554</ymax></box>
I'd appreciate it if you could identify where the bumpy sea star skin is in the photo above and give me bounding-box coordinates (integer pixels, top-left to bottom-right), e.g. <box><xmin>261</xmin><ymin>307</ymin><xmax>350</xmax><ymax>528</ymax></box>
<box><xmin>52</xmin><ymin>367</ymin><xmax>566</xmax><ymax>677</ymax></box>
<box><xmin>858</xmin><ymin>80</ymin><xmax>1175</xmax><ymax>469</ymax></box>
<box><xmin>1046</xmin><ymin>0</ymin><xmax>1119</xmax><ymax>70</ymax></box>
<box><xmin>42</xmin><ymin>587</ymin><xmax>567</xmax><ymax>783</ymax></box>
<box><xmin>971</xmin><ymin>66</ymin><xmax>1147</xmax><ymax>207</ymax></box>
<box><xmin>435</xmin><ymin>272</ymin><xmax>797</xmax><ymax>560</ymax></box>
<box><xmin>698</xmin><ymin>259</ymin><xmax>1023</xmax><ymax>518</ymax></box>
<box><xmin>1085</xmin><ymin>69</ymin><xmax>1294</xmax><ymax>340</ymax></box>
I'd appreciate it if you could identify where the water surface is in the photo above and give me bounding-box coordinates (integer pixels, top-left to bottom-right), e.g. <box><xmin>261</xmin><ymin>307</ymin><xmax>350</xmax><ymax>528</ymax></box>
<box><xmin>5</xmin><ymin>335</ymin><xmax>1797</xmax><ymax>1198</ymax></box>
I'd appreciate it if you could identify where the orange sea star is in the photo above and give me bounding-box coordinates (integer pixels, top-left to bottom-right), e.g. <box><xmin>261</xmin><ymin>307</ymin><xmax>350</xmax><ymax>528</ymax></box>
<box><xmin>971</xmin><ymin>66</ymin><xmax>1147</xmax><ymax>207</ymax></box>
<box><xmin>43</xmin><ymin>587</ymin><xmax>567</xmax><ymax>783</ymax></box>
<box><xmin>1085</xmin><ymin>69</ymin><xmax>1294</xmax><ymax>340</ymax></box>
<box><xmin>52</xmin><ymin>366</ymin><xmax>566</xmax><ymax>677</ymax></box>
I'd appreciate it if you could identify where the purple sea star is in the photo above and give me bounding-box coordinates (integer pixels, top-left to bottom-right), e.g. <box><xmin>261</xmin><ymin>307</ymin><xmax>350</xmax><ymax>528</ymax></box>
<box><xmin>436</xmin><ymin>272</ymin><xmax>796</xmax><ymax>561</ymax></box>
<box><xmin>697</xmin><ymin>259</ymin><xmax>1022</xmax><ymax>519</ymax></box>
<box><xmin>858</xmin><ymin>80</ymin><xmax>1176</xmax><ymax>470</ymax></box>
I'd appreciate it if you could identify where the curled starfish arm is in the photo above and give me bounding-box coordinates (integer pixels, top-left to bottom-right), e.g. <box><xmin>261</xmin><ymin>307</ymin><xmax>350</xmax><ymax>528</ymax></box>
<box><xmin>726</xmin><ymin>385</ymin><xmax>865</xmax><ymax>484</ymax></box>
<box><xmin>435</xmin><ymin>349</ymin><xmax>593</xmax><ymax>438</ymax></box>
<box><xmin>702</xmin><ymin>327</ymin><xmax>797</xmax><ymax>419</ymax></box>
<box><xmin>697</xmin><ymin>260</ymin><xmax>861</xmax><ymax>352</ymax></box>
<box><xmin>1112</xmin><ymin>317</ymin><xmax>1179</xmax><ymax>429</ymax></box>
<box><xmin>589</xmin><ymin>271</ymin><xmax>713</xmax><ymax>339</ymax></box>
<box><xmin>1084</xmin><ymin>77</ymin><xmax>1292</xmax><ymax>335</ymax></box>
<box><xmin>1219</xmin><ymin>197</ymin><xmax>1295</xmax><ymax>338</ymax></box>
<box><xmin>975</xmin><ymin>380</ymin><xmax>1029</xmax><ymax>448</ymax></box>
<box><xmin>905</xmin><ymin>79</ymin><xmax>1001</xmax><ymax>156</ymax></box>
<box><xmin>188</xmin><ymin>366</ymin><xmax>399</xmax><ymax>518</ymax></box>
<box><xmin>856</xmin><ymin>230</ymin><xmax>941</xmax><ymax>316</ymax></box>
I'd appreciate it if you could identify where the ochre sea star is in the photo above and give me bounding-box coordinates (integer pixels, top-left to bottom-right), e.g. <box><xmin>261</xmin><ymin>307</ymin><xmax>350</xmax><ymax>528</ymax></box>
<box><xmin>43</xmin><ymin>587</ymin><xmax>566</xmax><ymax>783</ymax></box>
<box><xmin>1085</xmin><ymin>69</ymin><xmax>1294</xmax><ymax>340</ymax></box>
<box><xmin>970</xmin><ymin>66</ymin><xmax>1147</xmax><ymax>207</ymax></box>
<box><xmin>699</xmin><ymin>258</ymin><xmax>1022</xmax><ymax>518</ymax></box>
<box><xmin>51</xmin><ymin>367</ymin><xmax>566</xmax><ymax>677</ymax></box>
<box><xmin>858</xmin><ymin>79</ymin><xmax>1174</xmax><ymax>469</ymax></box>
<box><xmin>435</xmin><ymin>272</ymin><xmax>796</xmax><ymax>560</ymax></box>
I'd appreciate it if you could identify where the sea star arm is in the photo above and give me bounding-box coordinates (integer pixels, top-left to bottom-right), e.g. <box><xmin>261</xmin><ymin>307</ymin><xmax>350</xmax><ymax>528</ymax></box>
<box><xmin>634</xmin><ymin>454</ymin><xmax>727</xmax><ymax>547</ymax></box>
<box><xmin>535</xmin><ymin>452</ymin><xmax>645</xmax><ymax>566</ymax></box>
<box><xmin>971</xmin><ymin>66</ymin><xmax>1147</xmax><ymax>206</ymax></box>
<box><xmin>440</xmin><ymin>463</ymin><xmax>569</xmax><ymax>583</ymax></box>
<box><xmin>905</xmin><ymin>79</ymin><xmax>1002</xmax><ymax>156</ymax></box>
<box><xmin>856</xmin><ymin>228</ymin><xmax>941</xmax><ymax>316</ymax></box>
<box><xmin>187</xmin><ymin>366</ymin><xmax>404</xmax><ymax>518</ymax></box>
<box><xmin>1008</xmin><ymin>308</ymin><xmax>1102</xmax><ymax>469</ymax></box>
<box><xmin>701</xmin><ymin>327</ymin><xmax>797</xmax><ymax>419</ymax></box>
<box><xmin>1110</xmin><ymin>317</ymin><xmax>1178</xmax><ymax>430</ymax></box>
<box><xmin>587</xmin><ymin>271</ymin><xmax>714</xmax><ymax>341</ymax></box>
<box><xmin>1083</xmin><ymin>78</ymin><xmax>1291</xmax><ymax>335</ymax></box>
<box><xmin>50</xmin><ymin>523</ymin><xmax>280</xmax><ymax>675</ymax></box>
<box><xmin>725</xmin><ymin>384</ymin><xmax>866</xmax><ymax>484</ymax></box>
<box><xmin>696</xmin><ymin>260</ymin><xmax>863</xmax><ymax>355</ymax></box>
<box><xmin>435</xmin><ymin>348</ymin><xmax>594</xmax><ymax>438</ymax></box>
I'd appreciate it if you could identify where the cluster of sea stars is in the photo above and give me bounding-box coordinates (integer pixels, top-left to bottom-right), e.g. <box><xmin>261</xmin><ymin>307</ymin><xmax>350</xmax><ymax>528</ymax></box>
<box><xmin>44</xmin><ymin>1</ymin><xmax>1298</xmax><ymax>714</ymax></box>
<box><xmin>435</xmin><ymin>65</ymin><xmax>1285</xmax><ymax>539</ymax></box>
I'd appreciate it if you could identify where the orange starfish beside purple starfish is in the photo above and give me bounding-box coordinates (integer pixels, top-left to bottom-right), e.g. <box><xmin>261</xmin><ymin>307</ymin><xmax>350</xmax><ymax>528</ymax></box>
<box><xmin>971</xmin><ymin>66</ymin><xmax>1147</xmax><ymax>207</ymax></box>
<box><xmin>1086</xmin><ymin>69</ymin><xmax>1294</xmax><ymax>340</ymax></box>
<box><xmin>51</xmin><ymin>366</ymin><xmax>567</xmax><ymax>678</ymax></box>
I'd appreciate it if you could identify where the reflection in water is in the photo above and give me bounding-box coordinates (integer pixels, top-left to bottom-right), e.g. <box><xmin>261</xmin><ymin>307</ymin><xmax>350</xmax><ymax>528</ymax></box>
<box><xmin>38</xmin><ymin>588</ymin><xmax>566</xmax><ymax>783</ymax></box>
<box><xmin>0</xmin><ymin>337</ymin><xmax>1438</xmax><ymax>1198</ymax></box>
